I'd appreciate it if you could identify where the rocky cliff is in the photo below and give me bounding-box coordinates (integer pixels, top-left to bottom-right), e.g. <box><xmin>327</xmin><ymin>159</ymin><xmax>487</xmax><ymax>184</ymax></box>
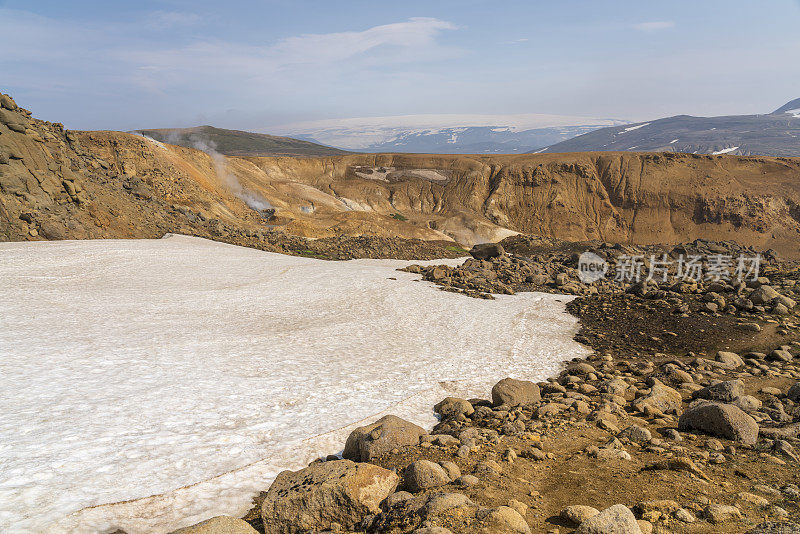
<box><xmin>3</xmin><ymin>92</ymin><xmax>800</xmax><ymax>256</ymax></box>
<box><xmin>242</xmin><ymin>151</ymin><xmax>800</xmax><ymax>255</ymax></box>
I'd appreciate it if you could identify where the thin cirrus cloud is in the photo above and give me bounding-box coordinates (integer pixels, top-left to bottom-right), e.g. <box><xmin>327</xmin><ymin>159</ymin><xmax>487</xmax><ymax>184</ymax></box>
<box><xmin>120</xmin><ymin>16</ymin><xmax>461</xmax><ymax>97</ymax></box>
<box><xmin>632</xmin><ymin>21</ymin><xmax>675</xmax><ymax>32</ymax></box>
<box><xmin>273</xmin><ymin>17</ymin><xmax>458</xmax><ymax>64</ymax></box>
<box><xmin>0</xmin><ymin>10</ymin><xmax>460</xmax><ymax>96</ymax></box>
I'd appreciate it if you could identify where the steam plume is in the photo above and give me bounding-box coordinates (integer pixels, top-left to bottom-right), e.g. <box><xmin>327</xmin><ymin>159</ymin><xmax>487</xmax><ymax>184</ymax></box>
<box><xmin>179</xmin><ymin>132</ymin><xmax>274</xmax><ymax>213</ymax></box>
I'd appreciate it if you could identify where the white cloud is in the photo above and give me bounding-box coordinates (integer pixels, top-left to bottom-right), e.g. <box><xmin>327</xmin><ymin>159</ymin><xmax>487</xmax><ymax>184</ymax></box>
<box><xmin>117</xmin><ymin>17</ymin><xmax>461</xmax><ymax>95</ymax></box>
<box><xmin>0</xmin><ymin>11</ymin><xmax>459</xmax><ymax>96</ymax></box>
<box><xmin>632</xmin><ymin>21</ymin><xmax>675</xmax><ymax>32</ymax></box>
<box><xmin>274</xmin><ymin>17</ymin><xmax>457</xmax><ymax>63</ymax></box>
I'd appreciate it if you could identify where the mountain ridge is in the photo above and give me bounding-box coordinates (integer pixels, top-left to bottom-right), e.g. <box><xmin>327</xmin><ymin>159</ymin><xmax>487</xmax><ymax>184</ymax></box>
<box><xmin>537</xmin><ymin>98</ymin><xmax>800</xmax><ymax>157</ymax></box>
<box><xmin>4</xmin><ymin>91</ymin><xmax>800</xmax><ymax>257</ymax></box>
<box><xmin>271</xmin><ymin>113</ymin><xmax>628</xmax><ymax>154</ymax></box>
<box><xmin>773</xmin><ymin>97</ymin><xmax>800</xmax><ymax>115</ymax></box>
<box><xmin>132</xmin><ymin>125</ymin><xmax>350</xmax><ymax>157</ymax></box>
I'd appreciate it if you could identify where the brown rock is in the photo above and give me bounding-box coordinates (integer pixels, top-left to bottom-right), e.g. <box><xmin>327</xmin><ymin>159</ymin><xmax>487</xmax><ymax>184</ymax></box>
<box><xmin>632</xmin><ymin>379</ymin><xmax>682</xmax><ymax>414</ymax></box>
<box><xmin>260</xmin><ymin>459</ymin><xmax>398</xmax><ymax>534</ymax></box>
<box><xmin>678</xmin><ymin>401</ymin><xmax>759</xmax><ymax>445</ymax></box>
<box><xmin>478</xmin><ymin>506</ymin><xmax>531</xmax><ymax>533</ymax></box>
<box><xmin>560</xmin><ymin>505</ymin><xmax>600</xmax><ymax>525</ymax></box>
<box><xmin>704</xmin><ymin>504</ymin><xmax>742</xmax><ymax>524</ymax></box>
<box><xmin>470</xmin><ymin>242</ymin><xmax>505</xmax><ymax>260</ymax></box>
<box><xmin>575</xmin><ymin>504</ymin><xmax>641</xmax><ymax>533</ymax></box>
<box><xmin>343</xmin><ymin>415</ymin><xmax>426</xmax><ymax>462</ymax></box>
<box><xmin>434</xmin><ymin>397</ymin><xmax>474</xmax><ymax>419</ymax></box>
<box><xmin>492</xmin><ymin>377</ymin><xmax>541</xmax><ymax>407</ymax></box>
<box><xmin>169</xmin><ymin>516</ymin><xmax>258</xmax><ymax>534</ymax></box>
<box><xmin>404</xmin><ymin>460</ymin><xmax>451</xmax><ymax>492</ymax></box>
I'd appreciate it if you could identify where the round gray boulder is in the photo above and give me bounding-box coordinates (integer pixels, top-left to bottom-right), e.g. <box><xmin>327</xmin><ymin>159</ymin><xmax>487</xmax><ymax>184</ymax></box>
<box><xmin>576</xmin><ymin>504</ymin><xmax>642</xmax><ymax>533</ymax></box>
<box><xmin>678</xmin><ymin>401</ymin><xmax>759</xmax><ymax>445</ymax></box>
<box><xmin>343</xmin><ymin>415</ymin><xmax>426</xmax><ymax>462</ymax></box>
<box><xmin>434</xmin><ymin>397</ymin><xmax>474</xmax><ymax>419</ymax></box>
<box><xmin>404</xmin><ymin>460</ymin><xmax>451</xmax><ymax>492</ymax></box>
<box><xmin>492</xmin><ymin>377</ymin><xmax>541</xmax><ymax>407</ymax></box>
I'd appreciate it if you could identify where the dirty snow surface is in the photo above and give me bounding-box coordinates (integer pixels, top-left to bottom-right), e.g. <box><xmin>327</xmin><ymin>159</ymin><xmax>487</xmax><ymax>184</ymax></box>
<box><xmin>0</xmin><ymin>235</ymin><xmax>587</xmax><ymax>533</ymax></box>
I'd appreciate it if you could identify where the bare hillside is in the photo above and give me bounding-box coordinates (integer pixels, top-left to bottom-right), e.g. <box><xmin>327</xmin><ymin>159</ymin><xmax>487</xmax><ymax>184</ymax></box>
<box><xmin>133</xmin><ymin>125</ymin><xmax>349</xmax><ymax>157</ymax></box>
<box><xmin>3</xmin><ymin>92</ymin><xmax>800</xmax><ymax>256</ymax></box>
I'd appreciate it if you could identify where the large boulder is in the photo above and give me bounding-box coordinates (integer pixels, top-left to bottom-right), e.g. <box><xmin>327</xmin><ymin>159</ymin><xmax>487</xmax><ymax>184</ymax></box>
<box><xmin>575</xmin><ymin>504</ymin><xmax>642</xmax><ymax>533</ymax></box>
<box><xmin>561</xmin><ymin>505</ymin><xmax>600</xmax><ymax>525</ymax></box>
<box><xmin>678</xmin><ymin>402</ymin><xmax>759</xmax><ymax>445</ymax></box>
<box><xmin>566</xmin><ymin>362</ymin><xmax>597</xmax><ymax>376</ymax></box>
<box><xmin>261</xmin><ymin>459</ymin><xmax>398</xmax><ymax>534</ymax></box>
<box><xmin>404</xmin><ymin>460</ymin><xmax>451</xmax><ymax>492</ymax></box>
<box><xmin>434</xmin><ymin>397</ymin><xmax>474</xmax><ymax>419</ymax></box>
<box><xmin>169</xmin><ymin>516</ymin><xmax>258</xmax><ymax>534</ymax></box>
<box><xmin>768</xmin><ymin>349</ymin><xmax>793</xmax><ymax>362</ymax></box>
<box><xmin>470</xmin><ymin>242</ymin><xmax>505</xmax><ymax>260</ymax></box>
<box><xmin>631</xmin><ymin>379</ymin><xmax>682</xmax><ymax>414</ymax></box>
<box><xmin>479</xmin><ymin>506</ymin><xmax>531</xmax><ymax>533</ymax></box>
<box><xmin>692</xmin><ymin>380</ymin><xmax>744</xmax><ymax>402</ymax></box>
<box><xmin>0</xmin><ymin>94</ymin><xmax>18</xmax><ymax>110</ymax></box>
<box><xmin>599</xmin><ymin>379</ymin><xmax>631</xmax><ymax>397</ymax></box>
<box><xmin>704</xmin><ymin>504</ymin><xmax>742</xmax><ymax>524</ymax></box>
<box><xmin>749</xmin><ymin>285</ymin><xmax>780</xmax><ymax>305</ymax></box>
<box><xmin>492</xmin><ymin>377</ymin><xmax>541</xmax><ymax>407</ymax></box>
<box><xmin>422</xmin><ymin>492</ymin><xmax>476</xmax><ymax>517</ymax></box>
<box><xmin>618</xmin><ymin>425</ymin><xmax>652</xmax><ymax>444</ymax></box>
<box><xmin>787</xmin><ymin>383</ymin><xmax>800</xmax><ymax>403</ymax></box>
<box><xmin>343</xmin><ymin>415</ymin><xmax>426</xmax><ymax>462</ymax></box>
<box><xmin>715</xmin><ymin>351</ymin><xmax>744</xmax><ymax>369</ymax></box>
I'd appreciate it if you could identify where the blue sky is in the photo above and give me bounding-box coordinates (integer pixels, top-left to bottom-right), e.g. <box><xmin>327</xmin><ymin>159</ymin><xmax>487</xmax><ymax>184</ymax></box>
<box><xmin>1</xmin><ymin>0</ymin><xmax>799</xmax><ymax>130</ymax></box>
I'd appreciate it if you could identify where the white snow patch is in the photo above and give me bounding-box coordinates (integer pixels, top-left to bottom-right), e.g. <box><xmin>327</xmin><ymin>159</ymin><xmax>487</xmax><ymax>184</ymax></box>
<box><xmin>712</xmin><ymin>146</ymin><xmax>739</xmax><ymax>155</ymax></box>
<box><xmin>620</xmin><ymin>122</ymin><xmax>650</xmax><ymax>133</ymax></box>
<box><xmin>0</xmin><ymin>236</ymin><xmax>586</xmax><ymax>533</ymax></box>
<box><xmin>786</xmin><ymin>108</ymin><xmax>800</xmax><ymax>118</ymax></box>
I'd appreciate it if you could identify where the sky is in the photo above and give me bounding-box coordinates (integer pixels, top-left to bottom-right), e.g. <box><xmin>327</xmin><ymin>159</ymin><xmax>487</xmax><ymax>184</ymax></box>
<box><xmin>1</xmin><ymin>0</ymin><xmax>799</xmax><ymax>131</ymax></box>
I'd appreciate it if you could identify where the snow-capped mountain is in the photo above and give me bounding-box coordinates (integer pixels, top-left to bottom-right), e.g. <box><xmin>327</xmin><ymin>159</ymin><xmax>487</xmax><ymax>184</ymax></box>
<box><xmin>773</xmin><ymin>97</ymin><xmax>800</xmax><ymax>119</ymax></box>
<box><xmin>537</xmin><ymin>98</ymin><xmax>800</xmax><ymax>157</ymax></box>
<box><xmin>268</xmin><ymin>113</ymin><xmax>628</xmax><ymax>154</ymax></box>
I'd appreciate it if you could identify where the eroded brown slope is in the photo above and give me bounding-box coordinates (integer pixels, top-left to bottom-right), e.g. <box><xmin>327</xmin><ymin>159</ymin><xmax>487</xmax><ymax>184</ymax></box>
<box><xmin>3</xmin><ymin>91</ymin><xmax>800</xmax><ymax>256</ymax></box>
<box><xmin>0</xmin><ymin>93</ymin><xmax>452</xmax><ymax>254</ymax></box>
<box><xmin>244</xmin><ymin>152</ymin><xmax>800</xmax><ymax>255</ymax></box>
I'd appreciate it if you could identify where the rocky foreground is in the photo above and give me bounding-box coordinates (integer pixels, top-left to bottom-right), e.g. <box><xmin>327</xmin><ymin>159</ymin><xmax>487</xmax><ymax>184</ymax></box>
<box><xmin>165</xmin><ymin>239</ymin><xmax>800</xmax><ymax>534</ymax></box>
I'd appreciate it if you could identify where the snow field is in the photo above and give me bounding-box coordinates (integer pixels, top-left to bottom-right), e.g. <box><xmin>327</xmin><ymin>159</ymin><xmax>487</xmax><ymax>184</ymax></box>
<box><xmin>0</xmin><ymin>235</ymin><xmax>587</xmax><ymax>533</ymax></box>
